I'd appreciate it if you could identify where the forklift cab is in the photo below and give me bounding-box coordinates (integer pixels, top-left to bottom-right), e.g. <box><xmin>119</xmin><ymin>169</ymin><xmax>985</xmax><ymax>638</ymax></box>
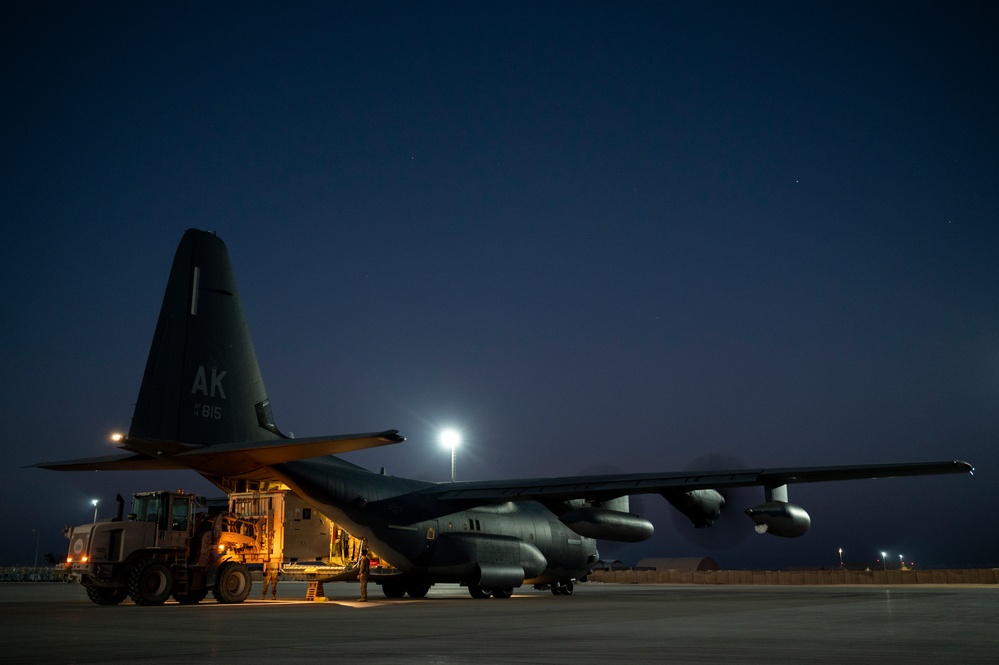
<box><xmin>131</xmin><ymin>491</ymin><xmax>196</xmax><ymax>548</ymax></box>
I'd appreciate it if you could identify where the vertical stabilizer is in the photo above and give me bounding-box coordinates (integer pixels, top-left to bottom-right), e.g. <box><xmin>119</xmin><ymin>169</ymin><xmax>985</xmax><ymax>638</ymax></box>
<box><xmin>129</xmin><ymin>229</ymin><xmax>282</xmax><ymax>446</ymax></box>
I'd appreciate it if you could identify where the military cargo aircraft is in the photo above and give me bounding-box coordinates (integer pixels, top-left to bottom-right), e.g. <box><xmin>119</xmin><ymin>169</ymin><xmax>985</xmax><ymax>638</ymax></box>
<box><xmin>37</xmin><ymin>229</ymin><xmax>973</xmax><ymax>598</ymax></box>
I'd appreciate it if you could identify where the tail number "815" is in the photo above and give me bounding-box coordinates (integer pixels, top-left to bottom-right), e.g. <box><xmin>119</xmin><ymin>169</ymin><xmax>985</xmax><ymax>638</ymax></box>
<box><xmin>193</xmin><ymin>403</ymin><xmax>222</xmax><ymax>420</ymax></box>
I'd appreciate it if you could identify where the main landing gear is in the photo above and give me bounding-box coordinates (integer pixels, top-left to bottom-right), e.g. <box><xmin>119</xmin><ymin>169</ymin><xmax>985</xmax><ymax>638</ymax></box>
<box><xmin>465</xmin><ymin>581</ymin><xmax>576</xmax><ymax>598</ymax></box>
<box><xmin>531</xmin><ymin>580</ymin><xmax>574</xmax><ymax>596</ymax></box>
<box><xmin>467</xmin><ymin>585</ymin><xmax>514</xmax><ymax>599</ymax></box>
<box><xmin>381</xmin><ymin>581</ymin><xmax>433</xmax><ymax>599</ymax></box>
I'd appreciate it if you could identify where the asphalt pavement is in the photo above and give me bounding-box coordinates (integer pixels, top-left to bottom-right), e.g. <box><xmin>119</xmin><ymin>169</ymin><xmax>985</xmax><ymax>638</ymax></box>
<box><xmin>4</xmin><ymin>581</ymin><xmax>997</xmax><ymax>664</ymax></box>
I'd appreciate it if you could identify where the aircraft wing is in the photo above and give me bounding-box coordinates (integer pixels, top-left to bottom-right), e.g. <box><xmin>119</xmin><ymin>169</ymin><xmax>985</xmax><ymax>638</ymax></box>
<box><xmin>421</xmin><ymin>460</ymin><xmax>974</xmax><ymax>504</ymax></box>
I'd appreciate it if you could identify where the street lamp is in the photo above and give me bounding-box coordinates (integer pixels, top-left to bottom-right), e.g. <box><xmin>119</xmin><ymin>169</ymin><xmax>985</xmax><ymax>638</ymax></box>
<box><xmin>899</xmin><ymin>554</ymin><xmax>904</xmax><ymax>570</ymax></box>
<box><xmin>881</xmin><ymin>551</ymin><xmax>887</xmax><ymax>571</ymax></box>
<box><xmin>838</xmin><ymin>547</ymin><xmax>844</xmax><ymax>568</ymax></box>
<box><xmin>440</xmin><ymin>429</ymin><xmax>461</xmax><ymax>482</ymax></box>
<box><xmin>92</xmin><ymin>499</ymin><xmax>99</xmax><ymax>523</ymax></box>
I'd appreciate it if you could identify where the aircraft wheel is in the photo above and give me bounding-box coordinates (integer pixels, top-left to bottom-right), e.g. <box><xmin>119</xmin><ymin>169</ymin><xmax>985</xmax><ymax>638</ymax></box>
<box><xmin>491</xmin><ymin>587</ymin><xmax>513</xmax><ymax>599</ymax></box>
<box><xmin>128</xmin><ymin>560</ymin><xmax>174</xmax><ymax>606</ymax></box>
<box><xmin>382</xmin><ymin>582</ymin><xmax>407</xmax><ymax>598</ymax></box>
<box><xmin>212</xmin><ymin>562</ymin><xmax>252</xmax><ymax>604</ymax></box>
<box><xmin>561</xmin><ymin>581</ymin><xmax>574</xmax><ymax>596</ymax></box>
<box><xmin>406</xmin><ymin>584</ymin><xmax>431</xmax><ymax>598</ymax></box>
<box><xmin>550</xmin><ymin>585</ymin><xmax>562</xmax><ymax>596</ymax></box>
<box><xmin>86</xmin><ymin>585</ymin><xmax>128</xmax><ymax>605</ymax></box>
<box><xmin>468</xmin><ymin>585</ymin><xmax>490</xmax><ymax>599</ymax></box>
<box><xmin>174</xmin><ymin>589</ymin><xmax>208</xmax><ymax>604</ymax></box>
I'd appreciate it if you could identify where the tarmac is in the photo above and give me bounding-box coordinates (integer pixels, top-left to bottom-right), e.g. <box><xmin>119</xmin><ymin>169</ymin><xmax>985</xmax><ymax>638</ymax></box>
<box><xmin>2</xmin><ymin>581</ymin><xmax>997</xmax><ymax>664</ymax></box>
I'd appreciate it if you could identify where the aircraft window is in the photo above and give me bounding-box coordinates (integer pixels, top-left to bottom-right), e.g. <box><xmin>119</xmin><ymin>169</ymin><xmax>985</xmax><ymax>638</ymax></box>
<box><xmin>475</xmin><ymin>519</ymin><xmax>481</xmax><ymax>531</ymax></box>
<box><xmin>468</xmin><ymin>518</ymin><xmax>474</xmax><ymax>530</ymax></box>
<box><xmin>303</xmin><ymin>508</ymin><xmax>311</xmax><ymax>520</ymax></box>
<box><xmin>427</xmin><ymin>527</ymin><xmax>436</xmax><ymax>541</ymax></box>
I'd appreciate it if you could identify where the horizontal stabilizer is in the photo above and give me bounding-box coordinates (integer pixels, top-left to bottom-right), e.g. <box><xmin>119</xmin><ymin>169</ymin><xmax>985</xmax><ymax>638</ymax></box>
<box><xmin>174</xmin><ymin>430</ymin><xmax>405</xmax><ymax>476</ymax></box>
<box><xmin>33</xmin><ymin>430</ymin><xmax>405</xmax><ymax>478</ymax></box>
<box><xmin>31</xmin><ymin>452</ymin><xmax>187</xmax><ymax>472</ymax></box>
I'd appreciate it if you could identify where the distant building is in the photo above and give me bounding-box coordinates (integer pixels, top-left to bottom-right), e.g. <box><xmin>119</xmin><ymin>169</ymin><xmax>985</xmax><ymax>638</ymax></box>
<box><xmin>593</xmin><ymin>559</ymin><xmax>630</xmax><ymax>571</ymax></box>
<box><xmin>636</xmin><ymin>557</ymin><xmax>720</xmax><ymax>572</ymax></box>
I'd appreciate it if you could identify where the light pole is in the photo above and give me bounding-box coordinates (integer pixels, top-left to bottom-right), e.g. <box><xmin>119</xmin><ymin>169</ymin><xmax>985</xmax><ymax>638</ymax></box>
<box><xmin>32</xmin><ymin>529</ymin><xmax>39</xmax><ymax>570</ymax></box>
<box><xmin>899</xmin><ymin>554</ymin><xmax>904</xmax><ymax>570</ymax></box>
<box><xmin>838</xmin><ymin>547</ymin><xmax>844</xmax><ymax>569</ymax></box>
<box><xmin>92</xmin><ymin>499</ymin><xmax>99</xmax><ymax>523</ymax></box>
<box><xmin>881</xmin><ymin>551</ymin><xmax>887</xmax><ymax>571</ymax></box>
<box><xmin>440</xmin><ymin>429</ymin><xmax>461</xmax><ymax>482</ymax></box>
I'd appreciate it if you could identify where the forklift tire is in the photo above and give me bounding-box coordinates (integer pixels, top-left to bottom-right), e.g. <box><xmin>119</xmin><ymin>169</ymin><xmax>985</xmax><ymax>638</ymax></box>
<box><xmin>86</xmin><ymin>585</ymin><xmax>128</xmax><ymax>606</ymax></box>
<box><xmin>128</xmin><ymin>560</ymin><xmax>174</xmax><ymax>606</ymax></box>
<box><xmin>212</xmin><ymin>562</ymin><xmax>252</xmax><ymax>604</ymax></box>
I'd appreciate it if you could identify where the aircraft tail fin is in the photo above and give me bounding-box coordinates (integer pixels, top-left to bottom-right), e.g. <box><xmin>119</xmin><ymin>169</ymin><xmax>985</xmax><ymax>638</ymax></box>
<box><xmin>36</xmin><ymin>229</ymin><xmax>406</xmax><ymax>479</ymax></box>
<box><xmin>129</xmin><ymin>229</ymin><xmax>283</xmax><ymax>447</ymax></box>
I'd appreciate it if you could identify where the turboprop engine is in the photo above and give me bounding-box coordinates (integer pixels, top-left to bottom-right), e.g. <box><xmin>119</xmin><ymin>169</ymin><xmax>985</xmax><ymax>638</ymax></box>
<box><xmin>664</xmin><ymin>489</ymin><xmax>725</xmax><ymax>528</ymax></box>
<box><xmin>744</xmin><ymin>501</ymin><xmax>811</xmax><ymax>538</ymax></box>
<box><xmin>557</xmin><ymin>496</ymin><xmax>654</xmax><ymax>542</ymax></box>
<box><xmin>558</xmin><ymin>507</ymin><xmax>654</xmax><ymax>542</ymax></box>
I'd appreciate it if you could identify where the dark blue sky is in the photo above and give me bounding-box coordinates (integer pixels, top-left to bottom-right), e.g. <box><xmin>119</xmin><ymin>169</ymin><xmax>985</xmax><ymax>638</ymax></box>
<box><xmin>3</xmin><ymin>2</ymin><xmax>996</xmax><ymax>570</ymax></box>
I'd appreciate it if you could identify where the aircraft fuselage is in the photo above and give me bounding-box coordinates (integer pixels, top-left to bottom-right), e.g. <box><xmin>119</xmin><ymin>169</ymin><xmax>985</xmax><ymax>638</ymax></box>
<box><xmin>275</xmin><ymin>456</ymin><xmax>598</xmax><ymax>586</ymax></box>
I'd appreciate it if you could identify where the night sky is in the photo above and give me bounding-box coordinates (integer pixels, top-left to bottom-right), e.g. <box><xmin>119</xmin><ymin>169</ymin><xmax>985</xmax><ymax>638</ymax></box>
<box><xmin>3</xmin><ymin>2</ymin><xmax>996</xmax><ymax>571</ymax></box>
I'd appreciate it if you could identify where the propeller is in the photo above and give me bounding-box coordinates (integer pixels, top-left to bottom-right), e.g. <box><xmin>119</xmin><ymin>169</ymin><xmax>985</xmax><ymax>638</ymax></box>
<box><xmin>667</xmin><ymin>452</ymin><xmax>756</xmax><ymax>550</ymax></box>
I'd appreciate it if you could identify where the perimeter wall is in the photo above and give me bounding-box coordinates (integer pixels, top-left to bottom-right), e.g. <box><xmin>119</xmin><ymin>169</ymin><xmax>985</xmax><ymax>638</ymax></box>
<box><xmin>589</xmin><ymin>569</ymin><xmax>998</xmax><ymax>585</ymax></box>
